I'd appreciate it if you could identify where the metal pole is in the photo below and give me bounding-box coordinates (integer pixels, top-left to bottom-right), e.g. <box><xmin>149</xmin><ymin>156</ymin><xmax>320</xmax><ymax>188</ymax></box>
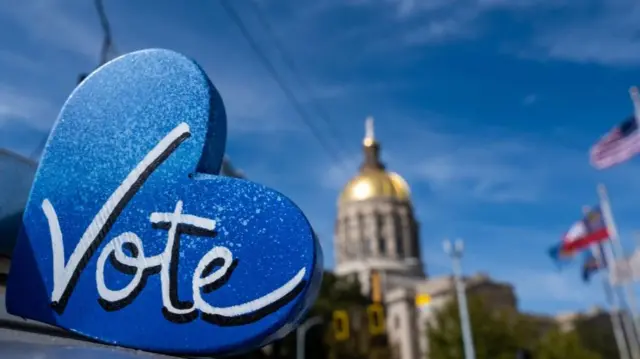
<box><xmin>444</xmin><ymin>239</ymin><xmax>475</xmax><ymax>359</ymax></box>
<box><xmin>634</xmin><ymin>232</ymin><xmax>640</xmax><ymax>250</ymax></box>
<box><xmin>591</xmin><ymin>243</ymin><xmax>631</xmax><ymax>359</ymax></box>
<box><xmin>296</xmin><ymin>316</ymin><xmax>323</xmax><ymax>359</ymax></box>
<box><xmin>608</xmin><ymin>242</ymin><xmax>640</xmax><ymax>359</ymax></box>
<box><xmin>598</xmin><ymin>184</ymin><xmax>640</xmax><ymax>356</ymax></box>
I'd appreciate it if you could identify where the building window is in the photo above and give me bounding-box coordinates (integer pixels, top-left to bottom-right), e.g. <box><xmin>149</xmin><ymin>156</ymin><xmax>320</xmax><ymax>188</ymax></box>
<box><xmin>395</xmin><ymin>315</ymin><xmax>400</xmax><ymax>329</ymax></box>
<box><xmin>393</xmin><ymin>212</ymin><xmax>404</xmax><ymax>256</ymax></box>
<box><xmin>378</xmin><ymin>236</ymin><xmax>386</xmax><ymax>255</ymax></box>
<box><xmin>396</xmin><ymin>233</ymin><xmax>404</xmax><ymax>257</ymax></box>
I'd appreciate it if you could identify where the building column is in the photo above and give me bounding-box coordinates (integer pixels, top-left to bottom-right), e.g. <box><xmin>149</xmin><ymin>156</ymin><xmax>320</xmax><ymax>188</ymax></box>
<box><xmin>399</xmin><ymin>207</ymin><xmax>413</xmax><ymax>259</ymax></box>
<box><xmin>384</xmin><ymin>210</ymin><xmax>398</xmax><ymax>258</ymax></box>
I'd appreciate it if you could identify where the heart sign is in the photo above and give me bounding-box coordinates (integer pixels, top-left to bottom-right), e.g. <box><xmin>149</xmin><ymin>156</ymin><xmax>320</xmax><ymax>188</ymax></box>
<box><xmin>6</xmin><ymin>49</ymin><xmax>323</xmax><ymax>356</ymax></box>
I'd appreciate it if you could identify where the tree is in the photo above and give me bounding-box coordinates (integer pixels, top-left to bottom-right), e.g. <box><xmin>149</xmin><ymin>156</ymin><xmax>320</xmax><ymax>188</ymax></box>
<box><xmin>535</xmin><ymin>329</ymin><xmax>601</xmax><ymax>359</ymax></box>
<box><xmin>573</xmin><ymin>314</ymin><xmax>620</xmax><ymax>359</ymax></box>
<box><xmin>427</xmin><ymin>294</ymin><xmax>602</xmax><ymax>359</ymax></box>
<box><xmin>427</xmin><ymin>295</ymin><xmax>526</xmax><ymax>359</ymax></box>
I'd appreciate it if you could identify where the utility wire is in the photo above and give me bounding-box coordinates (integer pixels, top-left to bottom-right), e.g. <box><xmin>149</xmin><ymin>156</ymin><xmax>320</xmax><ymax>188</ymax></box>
<box><xmin>220</xmin><ymin>0</ymin><xmax>352</xmax><ymax>174</ymax></box>
<box><xmin>30</xmin><ymin>0</ymin><xmax>116</xmax><ymax>161</ymax></box>
<box><xmin>245</xmin><ymin>0</ymin><xmax>353</xmax><ymax>167</ymax></box>
<box><xmin>95</xmin><ymin>0</ymin><xmax>115</xmax><ymax>65</ymax></box>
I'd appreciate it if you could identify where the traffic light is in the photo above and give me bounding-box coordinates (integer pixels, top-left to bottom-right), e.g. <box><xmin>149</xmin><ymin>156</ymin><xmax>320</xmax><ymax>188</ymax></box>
<box><xmin>367</xmin><ymin>304</ymin><xmax>385</xmax><ymax>336</ymax></box>
<box><xmin>332</xmin><ymin>310</ymin><xmax>350</xmax><ymax>341</ymax></box>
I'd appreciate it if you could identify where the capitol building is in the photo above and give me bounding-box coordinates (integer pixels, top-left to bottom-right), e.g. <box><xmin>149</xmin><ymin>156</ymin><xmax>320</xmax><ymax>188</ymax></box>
<box><xmin>333</xmin><ymin>118</ymin><xmax>518</xmax><ymax>359</ymax></box>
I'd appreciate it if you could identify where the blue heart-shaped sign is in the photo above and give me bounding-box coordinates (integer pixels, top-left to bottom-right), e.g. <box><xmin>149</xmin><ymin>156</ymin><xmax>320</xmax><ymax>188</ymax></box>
<box><xmin>6</xmin><ymin>49</ymin><xmax>323</xmax><ymax>355</ymax></box>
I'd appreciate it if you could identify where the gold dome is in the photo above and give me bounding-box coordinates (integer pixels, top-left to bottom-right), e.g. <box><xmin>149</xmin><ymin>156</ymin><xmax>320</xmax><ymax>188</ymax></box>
<box><xmin>338</xmin><ymin>116</ymin><xmax>411</xmax><ymax>204</ymax></box>
<box><xmin>340</xmin><ymin>170</ymin><xmax>411</xmax><ymax>203</ymax></box>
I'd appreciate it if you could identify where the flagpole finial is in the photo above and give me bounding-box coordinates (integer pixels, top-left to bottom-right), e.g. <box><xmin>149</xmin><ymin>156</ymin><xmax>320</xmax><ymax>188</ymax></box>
<box><xmin>363</xmin><ymin>116</ymin><xmax>376</xmax><ymax>147</ymax></box>
<box><xmin>597</xmin><ymin>183</ymin><xmax>608</xmax><ymax>198</ymax></box>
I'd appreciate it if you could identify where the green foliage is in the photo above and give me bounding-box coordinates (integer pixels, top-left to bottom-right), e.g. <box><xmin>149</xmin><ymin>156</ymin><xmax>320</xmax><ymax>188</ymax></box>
<box><xmin>427</xmin><ymin>295</ymin><xmax>525</xmax><ymax>359</ymax></box>
<box><xmin>573</xmin><ymin>315</ymin><xmax>619</xmax><ymax>359</ymax></box>
<box><xmin>535</xmin><ymin>329</ymin><xmax>601</xmax><ymax>359</ymax></box>
<box><xmin>427</xmin><ymin>295</ymin><xmax>602</xmax><ymax>359</ymax></box>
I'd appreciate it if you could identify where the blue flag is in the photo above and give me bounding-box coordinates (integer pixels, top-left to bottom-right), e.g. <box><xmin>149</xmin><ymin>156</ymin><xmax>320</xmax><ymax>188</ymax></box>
<box><xmin>548</xmin><ymin>243</ymin><xmax>576</xmax><ymax>270</ymax></box>
<box><xmin>582</xmin><ymin>244</ymin><xmax>606</xmax><ymax>282</ymax></box>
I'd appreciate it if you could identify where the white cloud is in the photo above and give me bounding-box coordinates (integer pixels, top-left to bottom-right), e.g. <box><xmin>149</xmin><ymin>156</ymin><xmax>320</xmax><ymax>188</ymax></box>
<box><xmin>524</xmin><ymin>0</ymin><xmax>640</xmax><ymax>66</ymax></box>
<box><xmin>319</xmin><ymin>120</ymin><xmax>554</xmax><ymax>204</ymax></box>
<box><xmin>522</xmin><ymin>94</ymin><xmax>538</xmax><ymax>106</ymax></box>
<box><xmin>321</xmin><ymin>155</ymin><xmax>361</xmax><ymax>190</ymax></box>
<box><xmin>316</xmin><ymin>0</ymin><xmax>640</xmax><ymax>68</ymax></box>
<box><xmin>371</xmin><ymin>0</ymin><xmax>560</xmax><ymax>45</ymax></box>
<box><xmin>408</xmin><ymin>129</ymin><xmax>556</xmax><ymax>203</ymax></box>
<box><xmin>316</xmin><ymin>111</ymin><xmax>640</xmax><ymax>209</ymax></box>
<box><xmin>0</xmin><ymin>51</ymin><xmax>43</xmax><ymax>73</ymax></box>
<box><xmin>0</xmin><ymin>86</ymin><xmax>55</xmax><ymax>131</ymax></box>
<box><xmin>513</xmin><ymin>269</ymin><xmax>597</xmax><ymax>306</ymax></box>
<box><xmin>415</xmin><ymin>147</ymin><xmax>544</xmax><ymax>203</ymax></box>
<box><xmin>403</xmin><ymin>18</ymin><xmax>474</xmax><ymax>45</ymax></box>
<box><xmin>320</xmin><ymin>125</ymin><xmax>545</xmax><ymax>204</ymax></box>
<box><xmin>0</xmin><ymin>0</ymin><xmax>101</xmax><ymax>60</ymax></box>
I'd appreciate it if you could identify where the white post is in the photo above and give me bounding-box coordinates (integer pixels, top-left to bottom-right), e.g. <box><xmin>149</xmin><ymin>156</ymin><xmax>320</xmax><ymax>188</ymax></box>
<box><xmin>444</xmin><ymin>239</ymin><xmax>475</xmax><ymax>359</ymax></box>
<box><xmin>296</xmin><ymin>316</ymin><xmax>323</xmax><ymax>359</ymax></box>
<box><xmin>598</xmin><ymin>185</ymin><xmax>640</xmax><ymax>358</ymax></box>
<box><xmin>591</xmin><ymin>243</ymin><xmax>631</xmax><ymax>359</ymax></box>
<box><xmin>629</xmin><ymin>87</ymin><xmax>640</xmax><ymax>123</ymax></box>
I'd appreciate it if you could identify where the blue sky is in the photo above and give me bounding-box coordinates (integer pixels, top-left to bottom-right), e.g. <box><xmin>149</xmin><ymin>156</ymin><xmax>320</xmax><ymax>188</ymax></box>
<box><xmin>2</xmin><ymin>0</ymin><xmax>640</xmax><ymax>316</ymax></box>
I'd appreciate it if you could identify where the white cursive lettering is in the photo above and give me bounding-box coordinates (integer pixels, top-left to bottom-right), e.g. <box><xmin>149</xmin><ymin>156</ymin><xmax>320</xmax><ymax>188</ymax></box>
<box><xmin>43</xmin><ymin>122</ymin><xmax>307</xmax><ymax>325</ymax></box>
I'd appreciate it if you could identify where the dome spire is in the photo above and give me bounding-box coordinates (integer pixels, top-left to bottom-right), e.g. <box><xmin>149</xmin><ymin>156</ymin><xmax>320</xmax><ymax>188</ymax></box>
<box><xmin>360</xmin><ymin>116</ymin><xmax>384</xmax><ymax>171</ymax></box>
<box><xmin>364</xmin><ymin>116</ymin><xmax>376</xmax><ymax>147</ymax></box>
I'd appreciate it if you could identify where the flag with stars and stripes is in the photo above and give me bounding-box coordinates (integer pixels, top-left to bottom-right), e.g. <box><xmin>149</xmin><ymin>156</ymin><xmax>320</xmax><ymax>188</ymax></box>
<box><xmin>590</xmin><ymin>115</ymin><xmax>640</xmax><ymax>169</ymax></box>
<box><xmin>590</xmin><ymin>87</ymin><xmax>640</xmax><ymax>169</ymax></box>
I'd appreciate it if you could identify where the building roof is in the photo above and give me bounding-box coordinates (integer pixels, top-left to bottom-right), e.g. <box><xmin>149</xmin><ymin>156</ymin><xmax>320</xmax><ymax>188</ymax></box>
<box><xmin>338</xmin><ymin>117</ymin><xmax>411</xmax><ymax>204</ymax></box>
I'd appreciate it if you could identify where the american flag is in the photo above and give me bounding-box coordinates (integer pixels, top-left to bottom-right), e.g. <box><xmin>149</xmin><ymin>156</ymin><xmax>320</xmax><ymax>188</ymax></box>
<box><xmin>590</xmin><ymin>116</ymin><xmax>640</xmax><ymax>169</ymax></box>
<box><xmin>590</xmin><ymin>87</ymin><xmax>640</xmax><ymax>169</ymax></box>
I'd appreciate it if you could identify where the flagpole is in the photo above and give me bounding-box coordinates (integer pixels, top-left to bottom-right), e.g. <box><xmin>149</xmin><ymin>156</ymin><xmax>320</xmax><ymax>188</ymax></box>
<box><xmin>585</xmin><ymin>206</ymin><xmax>638</xmax><ymax>359</ymax></box>
<box><xmin>598</xmin><ymin>185</ymin><xmax>640</xmax><ymax>357</ymax></box>
<box><xmin>630</xmin><ymin>87</ymin><xmax>640</xmax><ymax>123</ymax></box>
<box><xmin>591</xmin><ymin>243</ymin><xmax>632</xmax><ymax>359</ymax></box>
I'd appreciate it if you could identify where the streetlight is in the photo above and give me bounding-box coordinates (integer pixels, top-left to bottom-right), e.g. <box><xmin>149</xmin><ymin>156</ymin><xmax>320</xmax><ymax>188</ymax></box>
<box><xmin>296</xmin><ymin>316</ymin><xmax>323</xmax><ymax>359</ymax></box>
<box><xmin>443</xmin><ymin>238</ymin><xmax>476</xmax><ymax>359</ymax></box>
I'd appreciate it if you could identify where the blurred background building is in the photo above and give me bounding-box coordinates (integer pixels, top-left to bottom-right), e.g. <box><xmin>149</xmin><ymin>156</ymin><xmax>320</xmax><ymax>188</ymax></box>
<box><xmin>0</xmin><ymin>149</ymin><xmax>36</xmax><ymax>256</ymax></box>
<box><xmin>333</xmin><ymin>119</ymin><xmax>518</xmax><ymax>359</ymax></box>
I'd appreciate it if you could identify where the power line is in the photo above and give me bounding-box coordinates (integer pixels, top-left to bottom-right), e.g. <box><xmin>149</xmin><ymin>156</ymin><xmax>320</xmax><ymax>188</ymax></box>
<box><xmin>246</xmin><ymin>0</ymin><xmax>353</xmax><ymax>157</ymax></box>
<box><xmin>219</xmin><ymin>0</ymin><xmax>353</xmax><ymax>175</ymax></box>
<box><xmin>95</xmin><ymin>0</ymin><xmax>115</xmax><ymax>66</ymax></box>
<box><xmin>30</xmin><ymin>0</ymin><xmax>117</xmax><ymax>161</ymax></box>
